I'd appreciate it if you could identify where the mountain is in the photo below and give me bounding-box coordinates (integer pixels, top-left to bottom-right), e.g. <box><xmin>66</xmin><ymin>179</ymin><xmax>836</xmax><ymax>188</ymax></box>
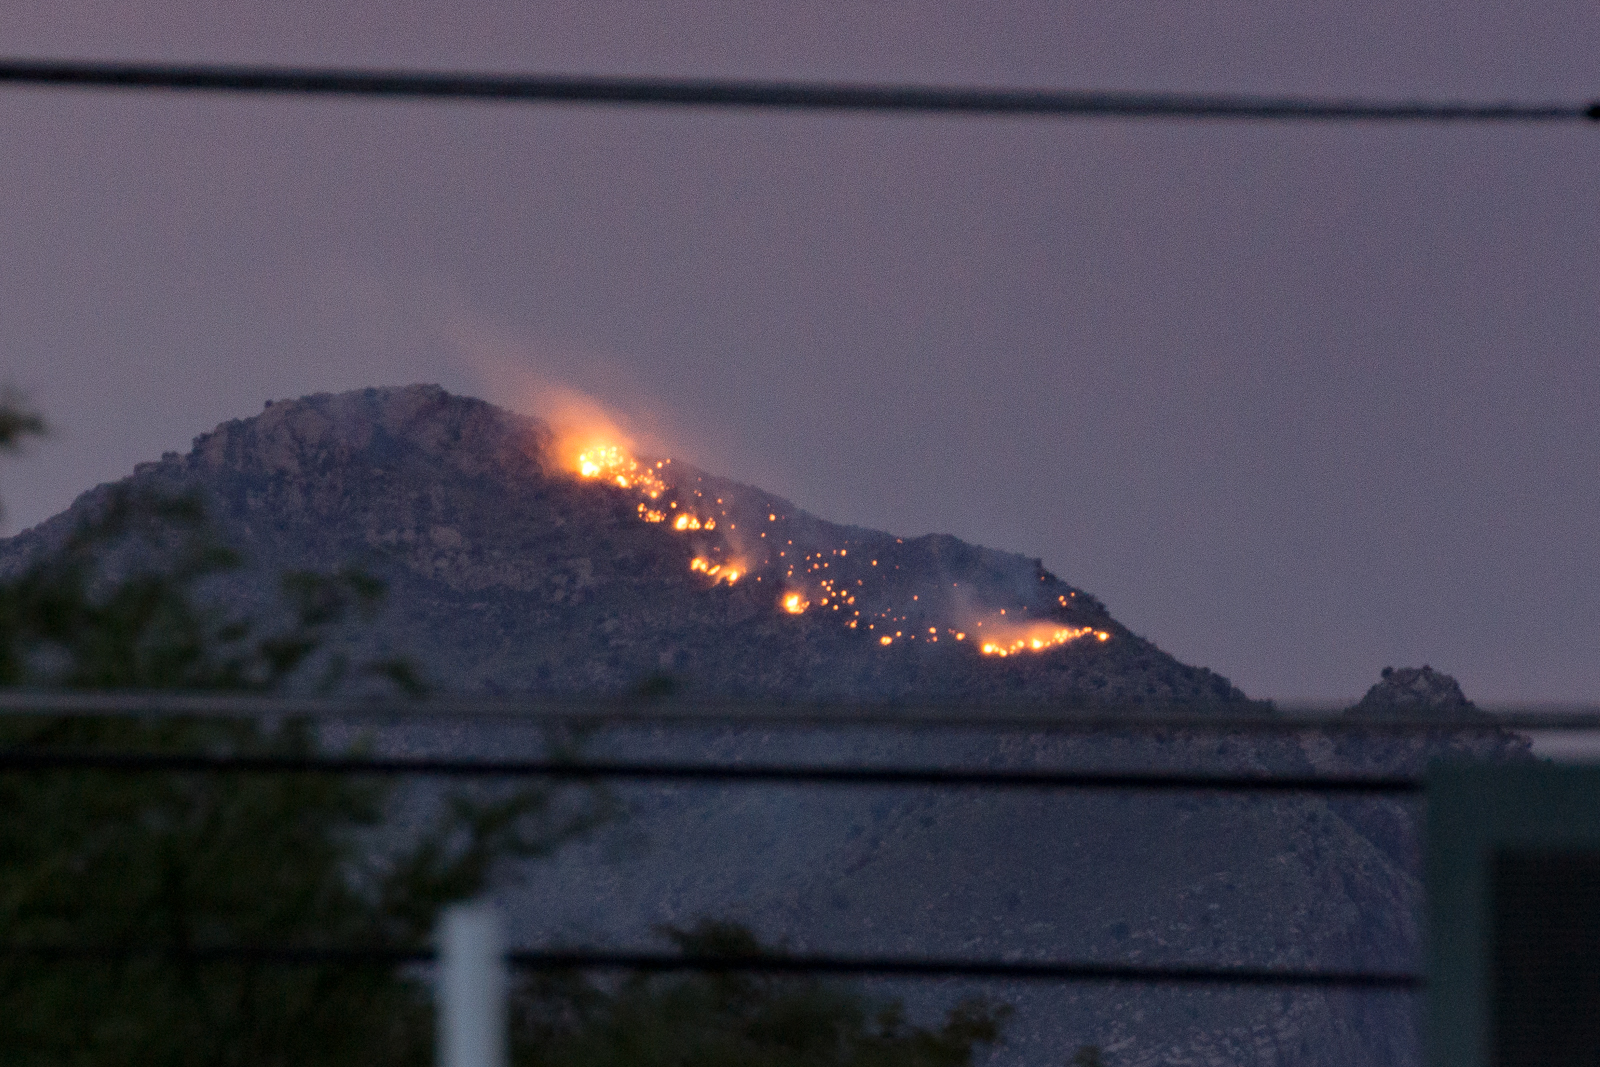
<box><xmin>4</xmin><ymin>385</ymin><xmax>1509</xmax><ymax>1066</ymax></box>
<box><xmin>6</xmin><ymin>384</ymin><xmax>1249</xmax><ymax>706</ymax></box>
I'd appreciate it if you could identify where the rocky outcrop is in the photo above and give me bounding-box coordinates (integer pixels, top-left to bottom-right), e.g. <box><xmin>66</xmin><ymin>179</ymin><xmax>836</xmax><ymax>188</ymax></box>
<box><xmin>1335</xmin><ymin>665</ymin><xmax>1531</xmax><ymax>773</ymax></box>
<box><xmin>1347</xmin><ymin>665</ymin><xmax>1485</xmax><ymax>720</ymax></box>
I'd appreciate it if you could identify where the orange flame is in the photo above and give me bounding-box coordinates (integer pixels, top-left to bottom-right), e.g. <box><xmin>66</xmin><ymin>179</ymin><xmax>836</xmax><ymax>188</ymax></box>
<box><xmin>530</xmin><ymin>385</ymin><xmax>668</xmax><ymax>499</ymax></box>
<box><xmin>564</xmin><ymin>432</ymin><xmax>735</xmax><ymax>587</ymax></box>
<box><xmin>673</xmin><ymin>513</ymin><xmax>716</xmax><ymax>532</ymax></box>
<box><xmin>576</xmin><ymin>444</ymin><xmax>667</xmax><ymax>498</ymax></box>
<box><xmin>557</xmin><ymin>410</ymin><xmax>1111</xmax><ymax>657</ymax></box>
<box><xmin>690</xmin><ymin>557</ymin><xmax>743</xmax><ymax>585</ymax></box>
<box><xmin>976</xmin><ymin>622</ymin><xmax>1110</xmax><ymax>657</ymax></box>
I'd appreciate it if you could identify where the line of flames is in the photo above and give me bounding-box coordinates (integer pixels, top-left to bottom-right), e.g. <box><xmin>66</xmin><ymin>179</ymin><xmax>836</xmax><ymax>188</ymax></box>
<box><xmin>977</xmin><ymin>625</ymin><xmax>1111</xmax><ymax>657</ymax></box>
<box><xmin>573</xmin><ymin>440</ymin><xmax>1110</xmax><ymax>656</ymax></box>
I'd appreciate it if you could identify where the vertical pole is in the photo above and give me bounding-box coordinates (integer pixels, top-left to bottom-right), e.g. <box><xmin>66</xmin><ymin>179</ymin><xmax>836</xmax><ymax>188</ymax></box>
<box><xmin>438</xmin><ymin>903</ymin><xmax>508</xmax><ymax>1067</ymax></box>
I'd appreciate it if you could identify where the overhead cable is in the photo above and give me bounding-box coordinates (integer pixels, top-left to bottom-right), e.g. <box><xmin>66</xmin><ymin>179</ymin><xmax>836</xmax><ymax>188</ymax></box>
<box><xmin>0</xmin><ymin>748</ymin><xmax>1422</xmax><ymax>794</ymax></box>
<box><xmin>0</xmin><ymin>690</ymin><xmax>1594</xmax><ymax>732</ymax></box>
<box><xmin>1</xmin><ymin>59</ymin><xmax>1594</xmax><ymax>123</ymax></box>
<box><xmin>3</xmin><ymin>942</ymin><xmax>1423</xmax><ymax>990</ymax></box>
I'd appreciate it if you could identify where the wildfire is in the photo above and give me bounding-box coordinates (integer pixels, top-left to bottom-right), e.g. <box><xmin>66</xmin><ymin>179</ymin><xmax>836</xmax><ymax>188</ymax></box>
<box><xmin>690</xmin><ymin>557</ymin><xmax>742</xmax><ymax>585</ymax></box>
<box><xmin>977</xmin><ymin>623</ymin><xmax>1111</xmax><ymax>657</ymax></box>
<box><xmin>575</xmin><ymin>444</ymin><xmax>667</xmax><ymax>498</ymax></box>
<box><xmin>572</xmin><ymin>438</ymin><xmax>739</xmax><ymax>584</ymax></box>
<box><xmin>564</xmin><ymin>428</ymin><xmax>1113</xmax><ymax>658</ymax></box>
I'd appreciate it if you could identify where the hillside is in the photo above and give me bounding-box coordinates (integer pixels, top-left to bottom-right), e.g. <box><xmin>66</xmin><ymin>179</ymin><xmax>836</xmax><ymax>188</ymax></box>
<box><xmin>7</xmin><ymin>384</ymin><xmax>1248</xmax><ymax>706</ymax></box>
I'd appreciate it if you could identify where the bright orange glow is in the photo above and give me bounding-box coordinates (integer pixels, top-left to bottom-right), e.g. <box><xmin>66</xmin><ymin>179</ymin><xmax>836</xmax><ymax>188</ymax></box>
<box><xmin>570</xmin><ymin>439</ymin><xmax>734</xmax><ymax>544</ymax></box>
<box><xmin>574</xmin><ymin>444</ymin><xmax>666</xmax><ymax>498</ymax></box>
<box><xmin>564</xmin><ymin>425</ymin><xmax>1108</xmax><ymax>656</ymax></box>
<box><xmin>690</xmin><ymin>556</ymin><xmax>743</xmax><ymax>585</ymax></box>
<box><xmin>975</xmin><ymin>622</ymin><xmax>1111</xmax><ymax>657</ymax></box>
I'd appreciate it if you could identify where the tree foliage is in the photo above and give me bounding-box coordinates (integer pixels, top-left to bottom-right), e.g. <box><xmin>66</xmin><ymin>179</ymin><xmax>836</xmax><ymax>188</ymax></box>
<box><xmin>516</xmin><ymin>923</ymin><xmax>1006</xmax><ymax>1067</ymax></box>
<box><xmin>0</xmin><ymin>387</ymin><xmax>46</xmax><ymax>454</ymax></box>
<box><xmin>0</xmin><ymin>385</ymin><xmax>46</xmax><ymax>528</ymax></box>
<box><xmin>0</xmin><ymin>481</ymin><xmax>601</xmax><ymax>1064</ymax></box>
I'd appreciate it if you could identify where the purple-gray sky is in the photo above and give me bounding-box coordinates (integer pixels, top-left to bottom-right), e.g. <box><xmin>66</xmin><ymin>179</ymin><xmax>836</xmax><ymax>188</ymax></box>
<box><xmin>1</xmin><ymin>1</ymin><xmax>1595</xmax><ymax>704</ymax></box>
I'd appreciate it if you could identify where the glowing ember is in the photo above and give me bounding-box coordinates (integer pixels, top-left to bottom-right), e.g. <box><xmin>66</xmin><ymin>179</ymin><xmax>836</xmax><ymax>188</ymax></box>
<box><xmin>575</xmin><ymin>444</ymin><xmax>667</xmax><ymax>498</ymax></box>
<box><xmin>571</xmin><ymin>440</ymin><xmax>735</xmax><ymax>582</ymax></box>
<box><xmin>567</xmin><ymin>432</ymin><xmax>1111</xmax><ymax>656</ymax></box>
<box><xmin>690</xmin><ymin>557</ymin><xmax>742</xmax><ymax>585</ymax></box>
<box><xmin>977</xmin><ymin>624</ymin><xmax>1111</xmax><ymax>657</ymax></box>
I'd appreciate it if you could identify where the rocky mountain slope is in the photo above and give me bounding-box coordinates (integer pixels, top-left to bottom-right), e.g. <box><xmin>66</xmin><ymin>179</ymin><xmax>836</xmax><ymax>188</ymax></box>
<box><xmin>5</xmin><ymin>385</ymin><xmax>1248</xmax><ymax>706</ymax></box>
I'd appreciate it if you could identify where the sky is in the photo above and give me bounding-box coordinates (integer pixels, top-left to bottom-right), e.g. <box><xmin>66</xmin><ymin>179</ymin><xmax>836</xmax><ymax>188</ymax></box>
<box><xmin>1</xmin><ymin>1</ymin><xmax>1595</xmax><ymax>705</ymax></box>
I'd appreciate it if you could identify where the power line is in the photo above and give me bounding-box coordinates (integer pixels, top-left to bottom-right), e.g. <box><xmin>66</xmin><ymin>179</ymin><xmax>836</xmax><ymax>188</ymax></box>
<box><xmin>0</xmin><ymin>748</ymin><xmax>1422</xmax><ymax>794</ymax></box>
<box><xmin>513</xmin><ymin>951</ymin><xmax>1423</xmax><ymax>989</ymax></box>
<box><xmin>0</xmin><ymin>690</ymin><xmax>1592</xmax><ymax>732</ymax></box>
<box><xmin>1</xmin><ymin>59</ymin><xmax>1594</xmax><ymax>123</ymax></box>
<box><xmin>1</xmin><ymin>943</ymin><xmax>1422</xmax><ymax>990</ymax></box>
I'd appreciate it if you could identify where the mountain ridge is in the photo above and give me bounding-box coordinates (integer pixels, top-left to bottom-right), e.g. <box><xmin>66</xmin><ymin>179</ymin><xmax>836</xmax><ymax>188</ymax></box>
<box><xmin>6</xmin><ymin>384</ymin><xmax>1251</xmax><ymax>708</ymax></box>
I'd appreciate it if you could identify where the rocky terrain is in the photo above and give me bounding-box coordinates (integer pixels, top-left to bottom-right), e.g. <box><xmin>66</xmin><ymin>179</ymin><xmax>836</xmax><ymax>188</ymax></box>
<box><xmin>3</xmin><ymin>385</ymin><xmax>1250</xmax><ymax>707</ymax></box>
<box><xmin>0</xmin><ymin>386</ymin><xmax>1531</xmax><ymax>1066</ymax></box>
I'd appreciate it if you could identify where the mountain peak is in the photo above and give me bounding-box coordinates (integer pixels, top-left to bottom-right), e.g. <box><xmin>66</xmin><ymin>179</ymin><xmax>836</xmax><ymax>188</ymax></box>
<box><xmin>1346</xmin><ymin>665</ymin><xmax>1483</xmax><ymax>720</ymax></box>
<box><xmin>188</xmin><ymin>384</ymin><xmax>549</xmax><ymax>482</ymax></box>
<box><xmin>15</xmin><ymin>385</ymin><xmax>1251</xmax><ymax>708</ymax></box>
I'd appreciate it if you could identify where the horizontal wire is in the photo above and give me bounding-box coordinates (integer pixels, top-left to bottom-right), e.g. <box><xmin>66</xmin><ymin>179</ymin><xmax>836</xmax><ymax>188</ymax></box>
<box><xmin>0</xmin><ymin>691</ymin><xmax>1591</xmax><ymax>732</ymax></box>
<box><xmin>0</xmin><ymin>943</ymin><xmax>1422</xmax><ymax>989</ymax></box>
<box><xmin>0</xmin><ymin>748</ymin><xmax>1422</xmax><ymax>794</ymax></box>
<box><xmin>0</xmin><ymin>59</ymin><xmax>1594</xmax><ymax>123</ymax></box>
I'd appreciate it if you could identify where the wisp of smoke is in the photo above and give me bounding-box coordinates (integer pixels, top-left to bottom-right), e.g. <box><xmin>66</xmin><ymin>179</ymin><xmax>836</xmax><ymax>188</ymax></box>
<box><xmin>443</xmin><ymin>313</ymin><xmax>670</xmax><ymax>472</ymax></box>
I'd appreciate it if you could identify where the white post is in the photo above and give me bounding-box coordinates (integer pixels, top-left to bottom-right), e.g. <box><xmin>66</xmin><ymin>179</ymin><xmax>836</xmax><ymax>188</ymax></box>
<box><xmin>438</xmin><ymin>903</ymin><xmax>508</xmax><ymax>1067</ymax></box>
